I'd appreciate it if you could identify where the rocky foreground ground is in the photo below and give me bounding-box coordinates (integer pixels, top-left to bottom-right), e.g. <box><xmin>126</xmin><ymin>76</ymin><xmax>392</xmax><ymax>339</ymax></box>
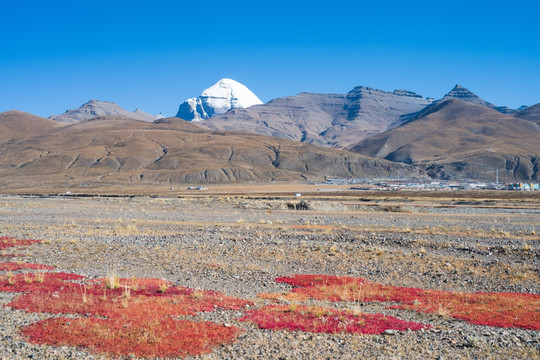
<box><xmin>0</xmin><ymin>193</ymin><xmax>539</xmax><ymax>359</ymax></box>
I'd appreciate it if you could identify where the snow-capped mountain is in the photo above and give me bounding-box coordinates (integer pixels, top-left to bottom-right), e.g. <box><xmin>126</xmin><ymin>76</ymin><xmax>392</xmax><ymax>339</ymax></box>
<box><xmin>176</xmin><ymin>78</ymin><xmax>263</xmax><ymax>121</ymax></box>
<box><xmin>49</xmin><ymin>100</ymin><xmax>158</xmax><ymax>123</ymax></box>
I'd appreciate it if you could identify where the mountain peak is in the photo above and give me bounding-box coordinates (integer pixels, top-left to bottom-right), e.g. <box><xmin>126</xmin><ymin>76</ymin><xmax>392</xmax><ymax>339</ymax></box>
<box><xmin>440</xmin><ymin>85</ymin><xmax>515</xmax><ymax>114</ymax></box>
<box><xmin>1</xmin><ymin>110</ymin><xmax>27</xmax><ymax>115</ymax></box>
<box><xmin>451</xmin><ymin>84</ymin><xmax>468</xmax><ymax>91</ymax></box>
<box><xmin>443</xmin><ymin>85</ymin><xmax>480</xmax><ymax>101</ymax></box>
<box><xmin>85</xmin><ymin>99</ymin><xmax>113</xmax><ymax>105</ymax></box>
<box><xmin>515</xmin><ymin>102</ymin><xmax>540</xmax><ymax>124</ymax></box>
<box><xmin>176</xmin><ymin>79</ymin><xmax>263</xmax><ymax>121</ymax></box>
<box><xmin>49</xmin><ymin>100</ymin><xmax>157</xmax><ymax>123</ymax></box>
<box><xmin>211</xmin><ymin>78</ymin><xmax>242</xmax><ymax>87</ymax></box>
<box><xmin>392</xmin><ymin>89</ymin><xmax>424</xmax><ymax>98</ymax></box>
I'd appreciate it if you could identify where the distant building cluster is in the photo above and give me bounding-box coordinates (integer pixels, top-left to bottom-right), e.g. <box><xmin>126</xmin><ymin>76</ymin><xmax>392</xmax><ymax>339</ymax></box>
<box><xmin>508</xmin><ymin>183</ymin><xmax>540</xmax><ymax>191</ymax></box>
<box><xmin>320</xmin><ymin>178</ymin><xmax>540</xmax><ymax>191</ymax></box>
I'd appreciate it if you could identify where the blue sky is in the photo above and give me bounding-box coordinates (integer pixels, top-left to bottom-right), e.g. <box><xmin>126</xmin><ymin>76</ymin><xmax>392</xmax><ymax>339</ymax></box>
<box><xmin>1</xmin><ymin>0</ymin><xmax>539</xmax><ymax>117</ymax></box>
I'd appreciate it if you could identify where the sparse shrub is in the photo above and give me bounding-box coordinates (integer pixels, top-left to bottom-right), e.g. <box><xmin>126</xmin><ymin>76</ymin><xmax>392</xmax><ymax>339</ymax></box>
<box><xmin>159</xmin><ymin>281</ymin><xmax>169</xmax><ymax>293</ymax></box>
<box><xmin>192</xmin><ymin>290</ymin><xmax>204</xmax><ymax>299</ymax></box>
<box><xmin>34</xmin><ymin>272</ymin><xmax>45</xmax><ymax>284</ymax></box>
<box><xmin>106</xmin><ymin>274</ymin><xmax>120</xmax><ymax>289</ymax></box>
<box><xmin>288</xmin><ymin>302</ymin><xmax>298</xmax><ymax>312</ymax></box>
<box><xmin>122</xmin><ymin>285</ymin><xmax>131</xmax><ymax>300</ymax></box>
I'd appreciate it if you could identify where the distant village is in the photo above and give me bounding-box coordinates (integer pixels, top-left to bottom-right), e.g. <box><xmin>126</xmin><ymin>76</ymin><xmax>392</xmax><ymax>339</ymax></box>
<box><xmin>322</xmin><ymin>178</ymin><xmax>540</xmax><ymax>191</ymax></box>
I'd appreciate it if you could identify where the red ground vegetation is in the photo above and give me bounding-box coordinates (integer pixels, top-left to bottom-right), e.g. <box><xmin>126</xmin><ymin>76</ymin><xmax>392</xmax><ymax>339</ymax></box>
<box><xmin>8</xmin><ymin>279</ymin><xmax>251</xmax><ymax>319</ymax></box>
<box><xmin>22</xmin><ymin>317</ymin><xmax>240</xmax><ymax>359</ymax></box>
<box><xmin>5</xmin><ymin>274</ymin><xmax>250</xmax><ymax>358</ymax></box>
<box><xmin>0</xmin><ymin>237</ymin><xmax>250</xmax><ymax>359</ymax></box>
<box><xmin>0</xmin><ymin>237</ymin><xmax>41</xmax><ymax>251</ymax></box>
<box><xmin>239</xmin><ymin>305</ymin><xmax>430</xmax><ymax>334</ymax></box>
<box><xmin>387</xmin><ymin>291</ymin><xmax>540</xmax><ymax>330</ymax></box>
<box><xmin>0</xmin><ymin>272</ymin><xmax>84</xmax><ymax>293</ymax></box>
<box><xmin>0</xmin><ymin>262</ymin><xmax>54</xmax><ymax>271</ymax></box>
<box><xmin>271</xmin><ymin>275</ymin><xmax>540</xmax><ymax>330</ymax></box>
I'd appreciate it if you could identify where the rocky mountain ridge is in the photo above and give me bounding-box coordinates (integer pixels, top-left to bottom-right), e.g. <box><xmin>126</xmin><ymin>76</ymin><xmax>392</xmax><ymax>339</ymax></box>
<box><xmin>199</xmin><ymin>85</ymin><xmax>434</xmax><ymax>148</ymax></box>
<box><xmin>198</xmin><ymin>83</ymin><xmax>524</xmax><ymax>149</ymax></box>
<box><xmin>49</xmin><ymin>100</ymin><xmax>158</xmax><ymax>123</ymax></box>
<box><xmin>348</xmin><ymin>99</ymin><xmax>540</xmax><ymax>181</ymax></box>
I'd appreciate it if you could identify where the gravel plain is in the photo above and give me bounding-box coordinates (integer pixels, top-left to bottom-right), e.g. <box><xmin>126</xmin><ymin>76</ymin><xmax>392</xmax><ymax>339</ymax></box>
<box><xmin>0</xmin><ymin>193</ymin><xmax>539</xmax><ymax>359</ymax></box>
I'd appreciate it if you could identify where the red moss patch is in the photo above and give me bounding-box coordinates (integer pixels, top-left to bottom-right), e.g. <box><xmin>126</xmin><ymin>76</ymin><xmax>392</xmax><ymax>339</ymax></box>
<box><xmin>22</xmin><ymin>317</ymin><xmax>240</xmax><ymax>359</ymax></box>
<box><xmin>1</xmin><ymin>236</ymin><xmax>250</xmax><ymax>359</ymax></box>
<box><xmin>239</xmin><ymin>305</ymin><xmax>430</xmax><ymax>334</ymax></box>
<box><xmin>0</xmin><ymin>237</ymin><xmax>41</xmax><ymax>250</ymax></box>
<box><xmin>0</xmin><ymin>272</ymin><xmax>84</xmax><ymax>293</ymax></box>
<box><xmin>8</xmin><ymin>283</ymin><xmax>251</xmax><ymax>320</ymax></box>
<box><xmin>0</xmin><ymin>263</ymin><xmax>55</xmax><ymax>271</ymax></box>
<box><xmin>273</xmin><ymin>275</ymin><xmax>540</xmax><ymax>330</ymax></box>
<box><xmin>4</xmin><ymin>272</ymin><xmax>250</xmax><ymax>358</ymax></box>
<box><xmin>0</xmin><ymin>236</ymin><xmax>251</xmax><ymax>359</ymax></box>
<box><xmin>12</xmin><ymin>282</ymin><xmax>249</xmax><ymax>358</ymax></box>
<box><xmin>275</xmin><ymin>275</ymin><xmax>425</xmax><ymax>303</ymax></box>
<box><xmin>388</xmin><ymin>291</ymin><xmax>540</xmax><ymax>330</ymax></box>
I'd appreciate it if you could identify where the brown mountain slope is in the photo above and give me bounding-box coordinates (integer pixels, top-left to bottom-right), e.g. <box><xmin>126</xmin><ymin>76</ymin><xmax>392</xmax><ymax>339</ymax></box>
<box><xmin>348</xmin><ymin>100</ymin><xmax>540</xmax><ymax>181</ymax></box>
<box><xmin>515</xmin><ymin>103</ymin><xmax>540</xmax><ymax>125</ymax></box>
<box><xmin>0</xmin><ymin>117</ymin><xmax>419</xmax><ymax>188</ymax></box>
<box><xmin>198</xmin><ymin>87</ymin><xmax>433</xmax><ymax>148</ymax></box>
<box><xmin>0</xmin><ymin>110</ymin><xmax>64</xmax><ymax>142</ymax></box>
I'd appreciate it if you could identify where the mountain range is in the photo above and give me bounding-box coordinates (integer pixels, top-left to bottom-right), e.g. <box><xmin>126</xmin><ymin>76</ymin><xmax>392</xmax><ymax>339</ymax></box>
<box><xmin>197</xmin><ymin>84</ymin><xmax>528</xmax><ymax>149</ymax></box>
<box><xmin>199</xmin><ymin>86</ymin><xmax>434</xmax><ymax>148</ymax></box>
<box><xmin>0</xmin><ymin>80</ymin><xmax>538</xmax><ymax>187</ymax></box>
<box><xmin>348</xmin><ymin>99</ymin><xmax>540</xmax><ymax>181</ymax></box>
<box><xmin>0</xmin><ymin>115</ymin><xmax>418</xmax><ymax>189</ymax></box>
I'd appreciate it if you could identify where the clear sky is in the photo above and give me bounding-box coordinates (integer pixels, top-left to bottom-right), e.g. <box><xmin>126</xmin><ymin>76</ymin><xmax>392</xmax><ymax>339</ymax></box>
<box><xmin>1</xmin><ymin>0</ymin><xmax>539</xmax><ymax>117</ymax></box>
